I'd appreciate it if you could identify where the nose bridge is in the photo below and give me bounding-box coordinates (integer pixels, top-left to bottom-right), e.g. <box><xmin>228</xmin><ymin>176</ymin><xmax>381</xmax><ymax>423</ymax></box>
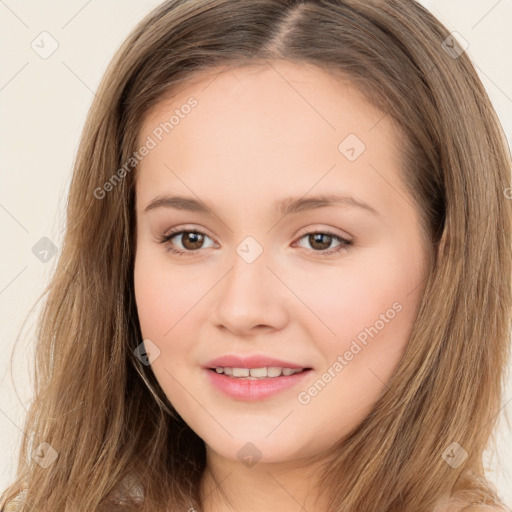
<box><xmin>222</xmin><ymin>240</ymin><xmax>272</xmax><ymax>309</ymax></box>
<box><xmin>212</xmin><ymin>236</ymin><xmax>287</xmax><ymax>333</ymax></box>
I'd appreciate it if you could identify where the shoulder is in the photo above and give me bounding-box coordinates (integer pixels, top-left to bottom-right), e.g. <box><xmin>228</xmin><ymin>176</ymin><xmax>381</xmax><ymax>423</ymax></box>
<box><xmin>1</xmin><ymin>474</ymin><xmax>144</xmax><ymax>511</ymax></box>
<box><xmin>1</xmin><ymin>490</ymin><xmax>26</xmax><ymax>512</ymax></box>
<box><xmin>435</xmin><ymin>497</ymin><xmax>511</xmax><ymax>512</ymax></box>
<box><xmin>464</xmin><ymin>508</ymin><xmax>510</xmax><ymax>512</ymax></box>
<box><xmin>457</xmin><ymin>505</ymin><xmax>510</xmax><ymax>512</ymax></box>
<box><xmin>463</xmin><ymin>509</ymin><xmax>510</xmax><ymax>512</ymax></box>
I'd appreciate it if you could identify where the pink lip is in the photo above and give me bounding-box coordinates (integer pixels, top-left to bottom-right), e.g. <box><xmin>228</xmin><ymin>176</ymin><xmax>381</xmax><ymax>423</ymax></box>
<box><xmin>203</xmin><ymin>354</ymin><xmax>310</xmax><ymax>370</ymax></box>
<box><xmin>204</xmin><ymin>367</ymin><xmax>313</xmax><ymax>401</ymax></box>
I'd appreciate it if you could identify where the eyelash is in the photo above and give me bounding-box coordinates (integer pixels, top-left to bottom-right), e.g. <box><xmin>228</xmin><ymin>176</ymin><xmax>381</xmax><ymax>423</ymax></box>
<box><xmin>157</xmin><ymin>227</ymin><xmax>353</xmax><ymax>257</ymax></box>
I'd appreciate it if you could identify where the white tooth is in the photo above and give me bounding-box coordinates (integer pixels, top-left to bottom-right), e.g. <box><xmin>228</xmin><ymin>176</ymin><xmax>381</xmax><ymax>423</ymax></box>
<box><xmin>215</xmin><ymin>367</ymin><xmax>223</xmax><ymax>373</ymax></box>
<box><xmin>267</xmin><ymin>367</ymin><xmax>283</xmax><ymax>377</ymax></box>
<box><xmin>224</xmin><ymin>367</ymin><xmax>233</xmax><ymax>375</ymax></box>
<box><xmin>249</xmin><ymin>367</ymin><xmax>268</xmax><ymax>378</ymax></box>
<box><xmin>282</xmin><ymin>368</ymin><xmax>302</xmax><ymax>376</ymax></box>
<box><xmin>232</xmin><ymin>367</ymin><xmax>250</xmax><ymax>377</ymax></box>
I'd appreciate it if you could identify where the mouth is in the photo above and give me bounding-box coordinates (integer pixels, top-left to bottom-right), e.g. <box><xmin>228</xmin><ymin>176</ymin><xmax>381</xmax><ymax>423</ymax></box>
<box><xmin>207</xmin><ymin>366</ymin><xmax>313</xmax><ymax>379</ymax></box>
<box><xmin>204</xmin><ymin>366</ymin><xmax>314</xmax><ymax>401</ymax></box>
<box><xmin>202</xmin><ymin>355</ymin><xmax>314</xmax><ymax>400</ymax></box>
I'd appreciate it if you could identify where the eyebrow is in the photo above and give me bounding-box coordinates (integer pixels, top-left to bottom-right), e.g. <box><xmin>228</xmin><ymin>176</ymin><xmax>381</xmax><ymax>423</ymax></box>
<box><xmin>143</xmin><ymin>193</ymin><xmax>380</xmax><ymax>217</ymax></box>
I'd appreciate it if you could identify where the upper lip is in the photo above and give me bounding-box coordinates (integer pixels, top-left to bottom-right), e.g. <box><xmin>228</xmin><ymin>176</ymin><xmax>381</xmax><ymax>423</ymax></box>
<box><xmin>204</xmin><ymin>355</ymin><xmax>311</xmax><ymax>370</ymax></box>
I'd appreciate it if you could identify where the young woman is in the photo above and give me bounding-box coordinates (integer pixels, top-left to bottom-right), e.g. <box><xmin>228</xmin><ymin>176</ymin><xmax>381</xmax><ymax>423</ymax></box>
<box><xmin>2</xmin><ymin>0</ymin><xmax>511</xmax><ymax>511</ymax></box>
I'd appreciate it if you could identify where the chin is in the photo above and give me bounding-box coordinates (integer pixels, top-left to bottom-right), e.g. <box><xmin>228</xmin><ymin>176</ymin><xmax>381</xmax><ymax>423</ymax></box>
<box><xmin>203</xmin><ymin>431</ymin><xmax>318</xmax><ymax>466</ymax></box>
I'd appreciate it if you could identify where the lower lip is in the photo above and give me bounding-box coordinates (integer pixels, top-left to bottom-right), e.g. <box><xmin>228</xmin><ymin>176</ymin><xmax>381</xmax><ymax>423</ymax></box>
<box><xmin>204</xmin><ymin>368</ymin><xmax>312</xmax><ymax>401</ymax></box>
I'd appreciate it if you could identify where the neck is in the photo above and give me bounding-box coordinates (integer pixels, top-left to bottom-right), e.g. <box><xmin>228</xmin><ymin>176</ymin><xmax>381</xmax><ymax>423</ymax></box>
<box><xmin>199</xmin><ymin>446</ymin><xmax>331</xmax><ymax>512</ymax></box>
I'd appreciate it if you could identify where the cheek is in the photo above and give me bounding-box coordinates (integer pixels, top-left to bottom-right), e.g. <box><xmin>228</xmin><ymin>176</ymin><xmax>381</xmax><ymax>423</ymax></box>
<box><xmin>133</xmin><ymin>251</ymin><xmax>204</xmax><ymax>340</ymax></box>
<box><xmin>292</xmin><ymin>275</ymin><xmax>419</xmax><ymax>442</ymax></box>
<box><xmin>133</xmin><ymin>254</ymin><xmax>205</xmax><ymax>406</ymax></box>
<box><xmin>294</xmin><ymin>259</ymin><xmax>419</xmax><ymax>344</ymax></box>
<box><xmin>298</xmin><ymin>249</ymin><xmax>424</xmax><ymax>393</ymax></box>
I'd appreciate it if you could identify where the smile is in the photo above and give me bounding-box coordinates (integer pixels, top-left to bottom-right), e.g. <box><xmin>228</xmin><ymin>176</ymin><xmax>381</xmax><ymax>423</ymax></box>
<box><xmin>211</xmin><ymin>366</ymin><xmax>307</xmax><ymax>378</ymax></box>
<box><xmin>204</xmin><ymin>367</ymin><xmax>313</xmax><ymax>401</ymax></box>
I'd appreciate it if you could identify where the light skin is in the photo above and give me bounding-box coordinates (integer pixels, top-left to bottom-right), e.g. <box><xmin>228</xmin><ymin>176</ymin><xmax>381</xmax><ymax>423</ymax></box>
<box><xmin>133</xmin><ymin>60</ymin><xmax>430</xmax><ymax>511</ymax></box>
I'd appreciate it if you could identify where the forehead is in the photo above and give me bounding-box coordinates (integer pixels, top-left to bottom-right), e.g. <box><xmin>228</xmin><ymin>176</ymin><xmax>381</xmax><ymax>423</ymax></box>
<box><xmin>138</xmin><ymin>60</ymin><xmax>401</xmax><ymax>152</ymax></box>
<box><xmin>135</xmin><ymin>61</ymin><xmax>408</xmax><ymax>217</ymax></box>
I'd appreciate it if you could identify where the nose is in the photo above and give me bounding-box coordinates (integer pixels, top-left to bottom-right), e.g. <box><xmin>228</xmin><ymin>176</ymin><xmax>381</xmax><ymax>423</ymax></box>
<box><xmin>211</xmin><ymin>247</ymin><xmax>289</xmax><ymax>336</ymax></box>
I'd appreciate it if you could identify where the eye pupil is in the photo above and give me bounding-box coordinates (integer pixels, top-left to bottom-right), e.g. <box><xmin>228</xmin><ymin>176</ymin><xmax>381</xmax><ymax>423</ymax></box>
<box><xmin>182</xmin><ymin>232</ymin><xmax>204</xmax><ymax>250</ymax></box>
<box><xmin>309</xmin><ymin>233</ymin><xmax>332</xmax><ymax>251</ymax></box>
<box><xmin>162</xmin><ymin>229</ymin><xmax>349</xmax><ymax>257</ymax></box>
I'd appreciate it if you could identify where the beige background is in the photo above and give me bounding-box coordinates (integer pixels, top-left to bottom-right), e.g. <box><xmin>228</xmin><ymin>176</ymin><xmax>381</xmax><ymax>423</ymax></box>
<box><xmin>1</xmin><ymin>0</ymin><xmax>511</xmax><ymax>504</ymax></box>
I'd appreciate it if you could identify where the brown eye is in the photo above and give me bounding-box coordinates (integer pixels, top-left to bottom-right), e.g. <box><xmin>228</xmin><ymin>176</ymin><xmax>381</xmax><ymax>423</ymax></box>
<box><xmin>158</xmin><ymin>229</ymin><xmax>216</xmax><ymax>256</ymax></box>
<box><xmin>295</xmin><ymin>231</ymin><xmax>353</xmax><ymax>256</ymax></box>
<box><xmin>180</xmin><ymin>231</ymin><xmax>206</xmax><ymax>250</ymax></box>
<box><xmin>308</xmin><ymin>233</ymin><xmax>334</xmax><ymax>251</ymax></box>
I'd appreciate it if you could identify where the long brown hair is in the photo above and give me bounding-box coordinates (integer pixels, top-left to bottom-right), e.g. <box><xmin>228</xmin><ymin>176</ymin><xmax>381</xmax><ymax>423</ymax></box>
<box><xmin>2</xmin><ymin>0</ymin><xmax>511</xmax><ymax>510</ymax></box>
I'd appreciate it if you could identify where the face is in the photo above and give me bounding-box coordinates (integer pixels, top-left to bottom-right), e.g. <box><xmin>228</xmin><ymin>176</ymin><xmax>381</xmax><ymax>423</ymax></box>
<box><xmin>133</xmin><ymin>60</ymin><xmax>429</xmax><ymax>465</ymax></box>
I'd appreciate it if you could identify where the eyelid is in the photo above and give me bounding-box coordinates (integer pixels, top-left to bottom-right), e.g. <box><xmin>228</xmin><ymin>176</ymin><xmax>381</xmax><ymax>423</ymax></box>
<box><xmin>294</xmin><ymin>225</ymin><xmax>353</xmax><ymax>241</ymax></box>
<box><xmin>162</xmin><ymin>224</ymin><xmax>217</xmax><ymax>241</ymax></box>
<box><xmin>159</xmin><ymin>225</ymin><xmax>218</xmax><ymax>248</ymax></box>
<box><xmin>161</xmin><ymin>224</ymin><xmax>353</xmax><ymax>243</ymax></box>
<box><xmin>158</xmin><ymin>224</ymin><xmax>354</xmax><ymax>256</ymax></box>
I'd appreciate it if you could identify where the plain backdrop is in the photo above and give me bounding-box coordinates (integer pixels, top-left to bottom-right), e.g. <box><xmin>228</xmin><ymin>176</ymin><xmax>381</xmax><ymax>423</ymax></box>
<box><xmin>1</xmin><ymin>0</ymin><xmax>511</xmax><ymax>505</ymax></box>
